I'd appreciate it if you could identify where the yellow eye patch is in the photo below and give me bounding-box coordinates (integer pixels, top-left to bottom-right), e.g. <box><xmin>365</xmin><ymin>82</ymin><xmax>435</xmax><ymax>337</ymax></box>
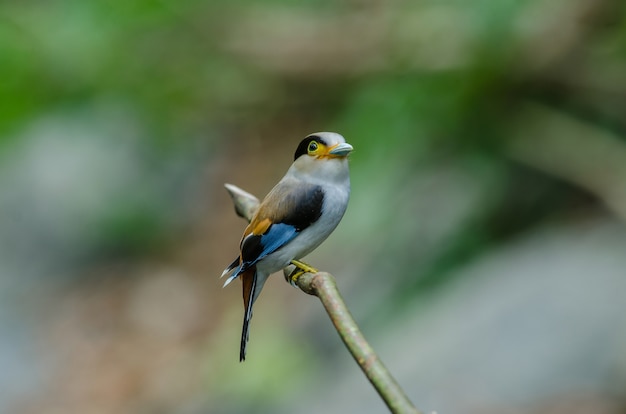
<box><xmin>307</xmin><ymin>140</ymin><xmax>327</xmax><ymax>156</ymax></box>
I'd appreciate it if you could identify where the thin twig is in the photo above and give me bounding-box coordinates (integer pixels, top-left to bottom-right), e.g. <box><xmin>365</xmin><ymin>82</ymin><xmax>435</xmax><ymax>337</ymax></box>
<box><xmin>224</xmin><ymin>183</ymin><xmax>423</xmax><ymax>414</ymax></box>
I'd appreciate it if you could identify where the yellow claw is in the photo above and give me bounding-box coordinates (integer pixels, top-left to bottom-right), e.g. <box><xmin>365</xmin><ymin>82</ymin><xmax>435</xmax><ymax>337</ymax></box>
<box><xmin>287</xmin><ymin>260</ymin><xmax>319</xmax><ymax>286</ymax></box>
<box><xmin>291</xmin><ymin>259</ymin><xmax>318</xmax><ymax>274</ymax></box>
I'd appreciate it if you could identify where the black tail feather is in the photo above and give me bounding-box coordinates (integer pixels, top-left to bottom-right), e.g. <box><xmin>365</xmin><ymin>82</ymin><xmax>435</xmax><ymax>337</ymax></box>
<box><xmin>240</xmin><ymin>271</ymin><xmax>257</xmax><ymax>362</ymax></box>
<box><xmin>221</xmin><ymin>256</ymin><xmax>240</xmax><ymax>278</ymax></box>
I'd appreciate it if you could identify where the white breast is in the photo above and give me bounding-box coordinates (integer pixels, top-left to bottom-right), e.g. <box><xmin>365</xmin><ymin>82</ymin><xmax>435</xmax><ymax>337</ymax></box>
<box><xmin>256</xmin><ymin>176</ymin><xmax>350</xmax><ymax>275</ymax></box>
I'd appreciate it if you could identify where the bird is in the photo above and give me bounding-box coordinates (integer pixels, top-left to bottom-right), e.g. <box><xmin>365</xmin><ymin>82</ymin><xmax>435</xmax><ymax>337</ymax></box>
<box><xmin>221</xmin><ymin>132</ymin><xmax>353</xmax><ymax>361</ymax></box>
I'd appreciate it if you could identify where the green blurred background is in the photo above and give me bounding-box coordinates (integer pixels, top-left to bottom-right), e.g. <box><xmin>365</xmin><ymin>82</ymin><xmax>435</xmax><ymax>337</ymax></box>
<box><xmin>2</xmin><ymin>0</ymin><xmax>626</xmax><ymax>413</ymax></box>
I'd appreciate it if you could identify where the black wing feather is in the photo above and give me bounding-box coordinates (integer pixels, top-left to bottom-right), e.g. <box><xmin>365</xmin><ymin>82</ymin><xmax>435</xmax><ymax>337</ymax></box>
<box><xmin>279</xmin><ymin>184</ymin><xmax>324</xmax><ymax>230</ymax></box>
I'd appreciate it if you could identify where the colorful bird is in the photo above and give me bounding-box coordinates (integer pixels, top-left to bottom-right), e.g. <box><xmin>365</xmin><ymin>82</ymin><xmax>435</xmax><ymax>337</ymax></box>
<box><xmin>221</xmin><ymin>132</ymin><xmax>353</xmax><ymax>361</ymax></box>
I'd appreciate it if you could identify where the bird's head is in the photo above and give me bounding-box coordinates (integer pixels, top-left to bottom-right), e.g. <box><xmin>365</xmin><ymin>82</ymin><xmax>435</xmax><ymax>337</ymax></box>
<box><xmin>290</xmin><ymin>132</ymin><xmax>353</xmax><ymax>183</ymax></box>
<box><xmin>294</xmin><ymin>132</ymin><xmax>353</xmax><ymax>161</ymax></box>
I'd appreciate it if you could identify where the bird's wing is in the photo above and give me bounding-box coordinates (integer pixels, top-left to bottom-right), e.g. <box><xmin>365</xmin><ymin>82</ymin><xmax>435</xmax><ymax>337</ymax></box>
<box><xmin>222</xmin><ymin>180</ymin><xmax>324</xmax><ymax>286</ymax></box>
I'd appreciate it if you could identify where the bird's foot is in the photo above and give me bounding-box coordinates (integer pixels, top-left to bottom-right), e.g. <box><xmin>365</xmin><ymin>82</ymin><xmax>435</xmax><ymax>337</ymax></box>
<box><xmin>286</xmin><ymin>260</ymin><xmax>318</xmax><ymax>287</ymax></box>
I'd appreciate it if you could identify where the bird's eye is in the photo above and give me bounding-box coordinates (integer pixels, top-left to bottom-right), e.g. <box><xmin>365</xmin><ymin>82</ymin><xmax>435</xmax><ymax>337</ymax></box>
<box><xmin>308</xmin><ymin>141</ymin><xmax>318</xmax><ymax>152</ymax></box>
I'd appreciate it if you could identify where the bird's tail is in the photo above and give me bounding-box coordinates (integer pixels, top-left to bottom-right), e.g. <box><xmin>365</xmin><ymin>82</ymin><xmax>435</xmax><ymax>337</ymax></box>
<box><xmin>240</xmin><ymin>267</ymin><xmax>257</xmax><ymax>361</ymax></box>
<box><xmin>221</xmin><ymin>256</ymin><xmax>241</xmax><ymax>287</ymax></box>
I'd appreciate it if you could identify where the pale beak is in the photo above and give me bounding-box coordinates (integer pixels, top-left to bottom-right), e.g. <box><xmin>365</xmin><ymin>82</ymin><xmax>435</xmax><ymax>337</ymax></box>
<box><xmin>328</xmin><ymin>142</ymin><xmax>354</xmax><ymax>157</ymax></box>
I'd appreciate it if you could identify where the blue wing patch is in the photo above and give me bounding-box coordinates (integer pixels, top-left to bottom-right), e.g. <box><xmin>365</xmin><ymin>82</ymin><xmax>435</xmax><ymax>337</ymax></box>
<box><xmin>223</xmin><ymin>223</ymin><xmax>298</xmax><ymax>286</ymax></box>
<box><xmin>241</xmin><ymin>222</ymin><xmax>298</xmax><ymax>267</ymax></box>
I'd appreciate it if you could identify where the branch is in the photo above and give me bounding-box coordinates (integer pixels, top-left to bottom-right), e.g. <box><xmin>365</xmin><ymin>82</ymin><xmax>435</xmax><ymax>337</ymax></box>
<box><xmin>225</xmin><ymin>183</ymin><xmax>423</xmax><ymax>414</ymax></box>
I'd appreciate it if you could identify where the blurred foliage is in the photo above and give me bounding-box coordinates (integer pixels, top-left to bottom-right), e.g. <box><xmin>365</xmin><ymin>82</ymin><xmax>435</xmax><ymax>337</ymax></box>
<box><xmin>1</xmin><ymin>0</ymin><xmax>626</xmax><ymax>413</ymax></box>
